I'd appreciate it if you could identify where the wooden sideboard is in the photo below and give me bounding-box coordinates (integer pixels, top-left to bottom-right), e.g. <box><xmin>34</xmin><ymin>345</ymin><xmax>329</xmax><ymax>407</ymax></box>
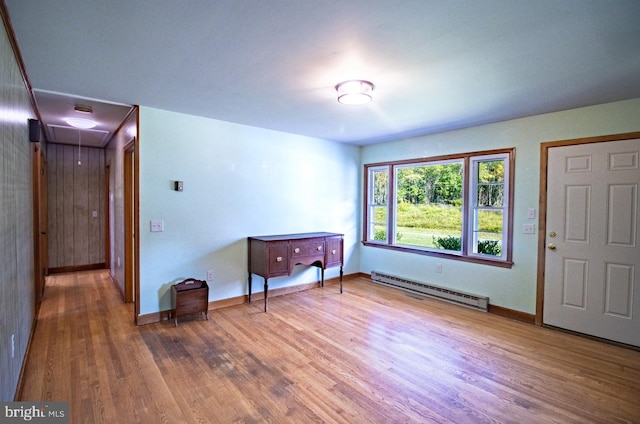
<box><xmin>248</xmin><ymin>232</ymin><xmax>344</xmax><ymax>312</ymax></box>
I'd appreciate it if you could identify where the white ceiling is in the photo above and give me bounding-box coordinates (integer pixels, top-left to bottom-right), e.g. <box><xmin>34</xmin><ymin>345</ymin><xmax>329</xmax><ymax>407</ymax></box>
<box><xmin>32</xmin><ymin>90</ymin><xmax>133</xmax><ymax>148</ymax></box>
<box><xmin>6</xmin><ymin>0</ymin><xmax>640</xmax><ymax>146</ymax></box>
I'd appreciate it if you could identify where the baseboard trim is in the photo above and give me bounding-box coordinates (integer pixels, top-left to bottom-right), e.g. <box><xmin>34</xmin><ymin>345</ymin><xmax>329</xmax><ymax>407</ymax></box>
<box><xmin>13</xmin><ymin>306</ymin><xmax>39</xmax><ymax>400</ymax></box>
<box><xmin>48</xmin><ymin>263</ymin><xmax>106</xmax><ymax>274</ymax></box>
<box><xmin>488</xmin><ymin>304</ymin><xmax>536</xmax><ymax>324</ymax></box>
<box><xmin>136</xmin><ymin>273</ymin><xmax>357</xmax><ymax>325</ymax></box>
<box><xmin>107</xmin><ymin>270</ymin><xmax>125</xmax><ymax>300</ymax></box>
<box><xmin>137</xmin><ymin>311</ymin><xmax>164</xmax><ymax>326</ymax></box>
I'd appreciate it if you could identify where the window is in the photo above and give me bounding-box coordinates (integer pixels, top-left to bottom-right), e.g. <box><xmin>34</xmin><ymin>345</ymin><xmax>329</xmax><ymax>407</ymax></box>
<box><xmin>363</xmin><ymin>148</ymin><xmax>514</xmax><ymax>267</ymax></box>
<box><xmin>368</xmin><ymin>167</ymin><xmax>389</xmax><ymax>242</ymax></box>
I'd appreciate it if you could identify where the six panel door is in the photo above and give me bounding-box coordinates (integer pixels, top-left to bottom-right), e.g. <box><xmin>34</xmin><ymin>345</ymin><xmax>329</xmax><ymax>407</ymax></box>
<box><xmin>544</xmin><ymin>138</ymin><xmax>640</xmax><ymax>347</ymax></box>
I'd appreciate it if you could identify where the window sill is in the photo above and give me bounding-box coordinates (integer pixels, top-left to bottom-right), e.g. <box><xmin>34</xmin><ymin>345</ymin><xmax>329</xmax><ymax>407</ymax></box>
<box><xmin>361</xmin><ymin>240</ymin><xmax>514</xmax><ymax>269</ymax></box>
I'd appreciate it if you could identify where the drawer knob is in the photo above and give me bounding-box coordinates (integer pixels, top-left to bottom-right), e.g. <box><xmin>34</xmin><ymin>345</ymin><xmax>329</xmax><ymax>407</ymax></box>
<box><xmin>294</xmin><ymin>248</ymin><xmax>300</xmax><ymax>253</ymax></box>
<box><xmin>276</xmin><ymin>256</ymin><xmax>283</xmax><ymax>262</ymax></box>
<box><xmin>331</xmin><ymin>249</ymin><xmax>336</xmax><ymax>254</ymax></box>
<box><xmin>317</xmin><ymin>245</ymin><xmax>323</xmax><ymax>251</ymax></box>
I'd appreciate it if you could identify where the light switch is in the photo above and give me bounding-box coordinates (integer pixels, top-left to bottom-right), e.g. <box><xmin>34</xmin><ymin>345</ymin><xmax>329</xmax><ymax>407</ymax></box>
<box><xmin>150</xmin><ymin>220</ymin><xmax>164</xmax><ymax>232</ymax></box>
<box><xmin>523</xmin><ymin>223</ymin><xmax>535</xmax><ymax>234</ymax></box>
<box><xmin>527</xmin><ymin>208</ymin><xmax>536</xmax><ymax>219</ymax></box>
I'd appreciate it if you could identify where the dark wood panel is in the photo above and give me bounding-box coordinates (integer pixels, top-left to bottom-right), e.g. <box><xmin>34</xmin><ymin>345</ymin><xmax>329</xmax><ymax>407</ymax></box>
<box><xmin>19</xmin><ymin>271</ymin><xmax>640</xmax><ymax>423</ymax></box>
<box><xmin>63</xmin><ymin>145</ymin><xmax>75</xmax><ymax>265</ymax></box>
<box><xmin>87</xmin><ymin>147</ymin><xmax>105</xmax><ymax>264</ymax></box>
<box><xmin>74</xmin><ymin>143</ymin><xmax>89</xmax><ymax>265</ymax></box>
<box><xmin>47</xmin><ymin>144</ymin><xmax>105</xmax><ymax>268</ymax></box>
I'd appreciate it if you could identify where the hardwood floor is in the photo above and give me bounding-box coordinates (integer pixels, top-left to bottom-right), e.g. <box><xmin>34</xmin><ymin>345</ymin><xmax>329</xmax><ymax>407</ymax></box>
<box><xmin>18</xmin><ymin>270</ymin><xmax>640</xmax><ymax>423</ymax></box>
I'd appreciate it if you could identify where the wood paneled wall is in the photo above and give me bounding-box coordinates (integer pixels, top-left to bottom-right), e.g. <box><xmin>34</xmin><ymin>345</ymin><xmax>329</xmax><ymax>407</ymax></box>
<box><xmin>0</xmin><ymin>9</ymin><xmax>36</xmax><ymax>400</ymax></box>
<box><xmin>47</xmin><ymin>143</ymin><xmax>105</xmax><ymax>269</ymax></box>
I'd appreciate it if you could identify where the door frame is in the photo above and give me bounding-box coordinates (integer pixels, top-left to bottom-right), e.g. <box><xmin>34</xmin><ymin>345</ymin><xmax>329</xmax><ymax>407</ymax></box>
<box><xmin>31</xmin><ymin>142</ymin><xmax>47</xmax><ymax>309</ymax></box>
<box><xmin>535</xmin><ymin>131</ymin><xmax>640</xmax><ymax>326</ymax></box>
<box><xmin>105</xmin><ymin>162</ymin><xmax>111</xmax><ymax>270</ymax></box>
<box><xmin>123</xmin><ymin>138</ymin><xmax>140</xmax><ymax>322</ymax></box>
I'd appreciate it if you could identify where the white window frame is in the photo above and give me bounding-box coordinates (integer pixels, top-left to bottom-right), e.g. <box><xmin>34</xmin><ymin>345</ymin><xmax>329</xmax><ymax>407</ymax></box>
<box><xmin>467</xmin><ymin>153</ymin><xmax>510</xmax><ymax>261</ymax></box>
<box><xmin>367</xmin><ymin>165</ymin><xmax>390</xmax><ymax>243</ymax></box>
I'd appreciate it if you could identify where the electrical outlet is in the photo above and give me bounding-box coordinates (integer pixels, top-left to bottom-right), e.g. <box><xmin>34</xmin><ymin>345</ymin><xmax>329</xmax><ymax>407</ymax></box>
<box><xmin>207</xmin><ymin>269</ymin><xmax>214</xmax><ymax>281</ymax></box>
<box><xmin>435</xmin><ymin>263</ymin><xmax>443</xmax><ymax>273</ymax></box>
<box><xmin>150</xmin><ymin>220</ymin><xmax>164</xmax><ymax>232</ymax></box>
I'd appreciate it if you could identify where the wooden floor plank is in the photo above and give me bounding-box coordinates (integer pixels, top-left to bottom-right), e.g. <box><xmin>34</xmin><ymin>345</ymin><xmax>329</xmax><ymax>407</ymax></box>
<box><xmin>18</xmin><ymin>270</ymin><xmax>640</xmax><ymax>423</ymax></box>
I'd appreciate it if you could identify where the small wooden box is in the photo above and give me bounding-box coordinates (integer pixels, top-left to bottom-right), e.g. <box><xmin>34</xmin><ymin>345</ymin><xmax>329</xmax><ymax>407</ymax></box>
<box><xmin>171</xmin><ymin>278</ymin><xmax>209</xmax><ymax>326</ymax></box>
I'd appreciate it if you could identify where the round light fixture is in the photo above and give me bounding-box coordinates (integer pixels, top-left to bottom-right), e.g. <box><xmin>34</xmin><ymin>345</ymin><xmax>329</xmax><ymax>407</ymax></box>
<box><xmin>335</xmin><ymin>80</ymin><xmax>374</xmax><ymax>105</ymax></box>
<box><xmin>65</xmin><ymin>117</ymin><xmax>97</xmax><ymax>129</ymax></box>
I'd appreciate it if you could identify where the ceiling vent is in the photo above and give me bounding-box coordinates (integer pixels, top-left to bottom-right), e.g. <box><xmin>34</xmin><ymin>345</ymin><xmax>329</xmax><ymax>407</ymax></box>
<box><xmin>74</xmin><ymin>104</ymin><xmax>93</xmax><ymax>114</ymax></box>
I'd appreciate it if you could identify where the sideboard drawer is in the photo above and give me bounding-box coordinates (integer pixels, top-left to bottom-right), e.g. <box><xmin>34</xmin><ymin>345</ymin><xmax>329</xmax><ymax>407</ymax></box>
<box><xmin>325</xmin><ymin>236</ymin><xmax>343</xmax><ymax>268</ymax></box>
<box><xmin>291</xmin><ymin>238</ymin><xmax>325</xmax><ymax>258</ymax></box>
<box><xmin>268</xmin><ymin>242</ymin><xmax>289</xmax><ymax>274</ymax></box>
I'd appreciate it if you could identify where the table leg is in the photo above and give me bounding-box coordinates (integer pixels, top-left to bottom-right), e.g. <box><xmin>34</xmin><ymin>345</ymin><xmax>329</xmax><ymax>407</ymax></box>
<box><xmin>340</xmin><ymin>266</ymin><xmax>344</xmax><ymax>293</ymax></box>
<box><xmin>264</xmin><ymin>278</ymin><xmax>269</xmax><ymax>312</ymax></box>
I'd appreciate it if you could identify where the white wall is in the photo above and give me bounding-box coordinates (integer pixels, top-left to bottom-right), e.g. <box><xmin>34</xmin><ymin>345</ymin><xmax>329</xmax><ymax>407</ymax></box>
<box><xmin>360</xmin><ymin>98</ymin><xmax>640</xmax><ymax>314</ymax></box>
<box><xmin>138</xmin><ymin>107</ymin><xmax>360</xmax><ymax>315</ymax></box>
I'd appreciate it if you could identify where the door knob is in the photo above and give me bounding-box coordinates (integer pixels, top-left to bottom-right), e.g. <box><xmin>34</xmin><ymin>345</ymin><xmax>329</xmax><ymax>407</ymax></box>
<box><xmin>547</xmin><ymin>243</ymin><xmax>557</xmax><ymax>251</ymax></box>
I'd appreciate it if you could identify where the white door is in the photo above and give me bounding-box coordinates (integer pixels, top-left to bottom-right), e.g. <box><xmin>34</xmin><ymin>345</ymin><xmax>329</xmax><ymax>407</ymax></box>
<box><xmin>544</xmin><ymin>138</ymin><xmax>640</xmax><ymax>347</ymax></box>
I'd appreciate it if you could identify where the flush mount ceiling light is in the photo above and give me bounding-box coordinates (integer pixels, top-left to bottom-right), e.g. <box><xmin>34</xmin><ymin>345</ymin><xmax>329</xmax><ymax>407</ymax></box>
<box><xmin>65</xmin><ymin>117</ymin><xmax>97</xmax><ymax>129</ymax></box>
<box><xmin>335</xmin><ymin>80</ymin><xmax>374</xmax><ymax>105</ymax></box>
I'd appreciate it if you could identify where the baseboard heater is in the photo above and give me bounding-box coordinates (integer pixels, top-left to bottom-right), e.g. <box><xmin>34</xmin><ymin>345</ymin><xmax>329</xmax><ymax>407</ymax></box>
<box><xmin>370</xmin><ymin>270</ymin><xmax>489</xmax><ymax>312</ymax></box>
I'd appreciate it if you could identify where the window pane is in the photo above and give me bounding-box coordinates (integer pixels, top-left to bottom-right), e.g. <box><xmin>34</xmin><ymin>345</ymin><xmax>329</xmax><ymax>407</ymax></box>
<box><xmin>371</xmin><ymin>206</ymin><xmax>388</xmax><ymax>242</ymax></box>
<box><xmin>369</xmin><ymin>168</ymin><xmax>388</xmax><ymax>242</ymax></box>
<box><xmin>396</xmin><ymin>162</ymin><xmax>463</xmax><ymax>250</ymax></box>
<box><xmin>477</xmin><ymin>160</ymin><xmax>504</xmax><ymax>207</ymax></box>
<box><xmin>475</xmin><ymin>209</ymin><xmax>503</xmax><ymax>256</ymax></box>
<box><xmin>372</xmin><ymin>169</ymin><xmax>388</xmax><ymax>205</ymax></box>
